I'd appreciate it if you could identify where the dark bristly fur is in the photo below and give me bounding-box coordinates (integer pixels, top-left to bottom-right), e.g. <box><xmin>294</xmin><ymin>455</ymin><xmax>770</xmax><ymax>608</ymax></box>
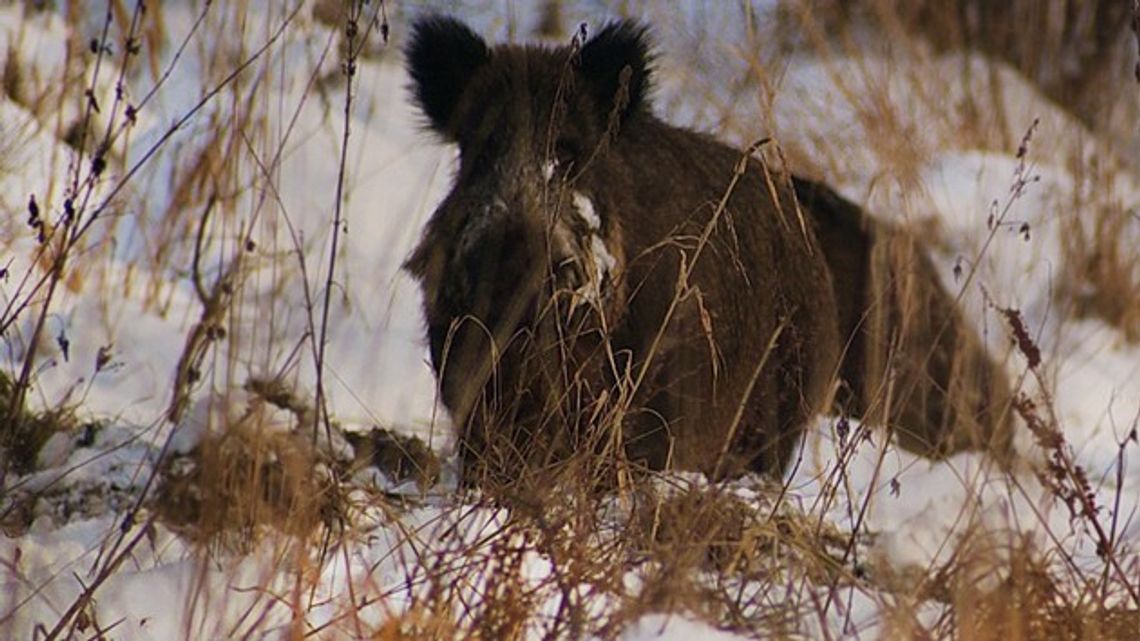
<box><xmin>406</xmin><ymin>16</ymin><xmax>490</xmax><ymax>136</ymax></box>
<box><xmin>793</xmin><ymin>178</ymin><xmax>1014</xmax><ymax>460</ymax></box>
<box><xmin>403</xmin><ymin>16</ymin><xmax>1013</xmax><ymax>489</ymax></box>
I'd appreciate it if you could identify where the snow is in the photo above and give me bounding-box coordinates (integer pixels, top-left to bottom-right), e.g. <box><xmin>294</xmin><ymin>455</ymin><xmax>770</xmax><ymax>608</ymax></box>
<box><xmin>2</xmin><ymin>2</ymin><xmax>1139</xmax><ymax>640</ymax></box>
<box><xmin>616</xmin><ymin>614</ymin><xmax>744</xmax><ymax>641</ymax></box>
<box><xmin>572</xmin><ymin>191</ymin><xmax>600</xmax><ymax>231</ymax></box>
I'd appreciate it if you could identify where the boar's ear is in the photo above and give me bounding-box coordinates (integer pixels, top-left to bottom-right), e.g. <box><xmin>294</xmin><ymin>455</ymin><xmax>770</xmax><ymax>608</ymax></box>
<box><xmin>406</xmin><ymin>15</ymin><xmax>490</xmax><ymax>138</ymax></box>
<box><xmin>578</xmin><ymin>21</ymin><xmax>652</xmax><ymax>128</ymax></box>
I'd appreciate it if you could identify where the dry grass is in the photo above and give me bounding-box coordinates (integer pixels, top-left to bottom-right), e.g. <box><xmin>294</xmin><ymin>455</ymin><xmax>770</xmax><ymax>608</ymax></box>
<box><xmin>2</xmin><ymin>2</ymin><xmax>1139</xmax><ymax>640</ymax></box>
<box><xmin>154</xmin><ymin>403</ymin><xmax>340</xmax><ymax>552</ymax></box>
<box><xmin>794</xmin><ymin>0</ymin><xmax>1139</xmax><ymax>161</ymax></box>
<box><xmin>1058</xmin><ymin>158</ymin><xmax>1140</xmax><ymax>341</ymax></box>
<box><xmin>764</xmin><ymin>0</ymin><xmax>1140</xmax><ymax>345</ymax></box>
<box><xmin>0</xmin><ymin>370</ymin><xmax>78</xmax><ymax>478</ymax></box>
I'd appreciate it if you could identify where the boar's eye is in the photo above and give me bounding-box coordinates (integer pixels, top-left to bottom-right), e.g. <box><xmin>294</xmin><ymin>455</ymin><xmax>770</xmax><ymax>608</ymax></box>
<box><xmin>554</xmin><ymin>137</ymin><xmax>581</xmax><ymax>169</ymax></box>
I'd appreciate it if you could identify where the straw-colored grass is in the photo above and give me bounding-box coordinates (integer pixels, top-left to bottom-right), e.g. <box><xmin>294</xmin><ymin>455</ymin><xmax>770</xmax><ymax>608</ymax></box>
<box><xmin>2</xmin><ymin>2</ymin><xmax>1138</xmax><ymax>640</ymax></box>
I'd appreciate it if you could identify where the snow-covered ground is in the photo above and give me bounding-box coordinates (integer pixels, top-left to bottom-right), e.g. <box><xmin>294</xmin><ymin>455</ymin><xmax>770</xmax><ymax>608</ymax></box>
<box><xmin>2</xmin><ymin>2</ymin><xmax>1138</xmax><ymax>639</ymax></box>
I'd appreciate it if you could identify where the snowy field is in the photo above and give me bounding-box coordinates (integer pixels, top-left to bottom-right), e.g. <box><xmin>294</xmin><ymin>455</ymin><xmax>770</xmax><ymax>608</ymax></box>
<box><xmin>2</xmin><ymin>2</ymin><xmax>1138</xmax><ymax>639</ymax></box>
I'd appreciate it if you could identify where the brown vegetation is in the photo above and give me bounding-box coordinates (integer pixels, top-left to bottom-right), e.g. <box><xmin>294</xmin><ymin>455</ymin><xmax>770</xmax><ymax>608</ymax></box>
<box><xmin>3</xmin><ymin>2</ymin><xmax>1138</xmax><ymax>639</ymax></box>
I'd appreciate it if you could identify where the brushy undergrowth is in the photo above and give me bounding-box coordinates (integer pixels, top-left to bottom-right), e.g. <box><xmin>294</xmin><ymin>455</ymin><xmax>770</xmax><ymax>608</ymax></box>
<box><xmin>154</xmin><ymin>403</ymin><xmax>340</xmax><ymax>552</ymax></box>
<box><xmin>2</xmin><ymin>2</ymin><xmax>1139</xmax><ymax>640</ymax></box>
<box><xmin>0</xmin><ymin>370</ymin><xmax>78</xmax><ymax>478</ymax></box>
<box><xmin>1058</xmin><ymin>157</ymin><xmax>1140</xmax><ymax>342</ymax></box>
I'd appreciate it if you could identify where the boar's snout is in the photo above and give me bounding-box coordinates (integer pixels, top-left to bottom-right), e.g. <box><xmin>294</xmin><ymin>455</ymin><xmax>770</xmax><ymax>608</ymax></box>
<box><xmin>447</xmin><ymin>197</ymin><xmax>545</xmax><ymax>330</ymax></box>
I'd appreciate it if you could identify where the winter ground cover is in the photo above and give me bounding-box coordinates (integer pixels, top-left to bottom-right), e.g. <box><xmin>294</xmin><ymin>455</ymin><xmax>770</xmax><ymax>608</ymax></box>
<box><xmin>1</xmin><ymin>2</ymin><xmax>1139</xmax><ymax>639</ymax></box>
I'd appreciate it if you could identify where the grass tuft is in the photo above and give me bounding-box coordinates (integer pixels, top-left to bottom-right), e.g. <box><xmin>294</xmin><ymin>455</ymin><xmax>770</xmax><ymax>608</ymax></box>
<box><xmin>0</xmin><ymin>369</ymin><xmax>78</xmax><ymax>477</ymax></box>
<box><xmin>154</xmin><ymin>408</ymin><xmax>341</xmax><ymax>552</ymax></box>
